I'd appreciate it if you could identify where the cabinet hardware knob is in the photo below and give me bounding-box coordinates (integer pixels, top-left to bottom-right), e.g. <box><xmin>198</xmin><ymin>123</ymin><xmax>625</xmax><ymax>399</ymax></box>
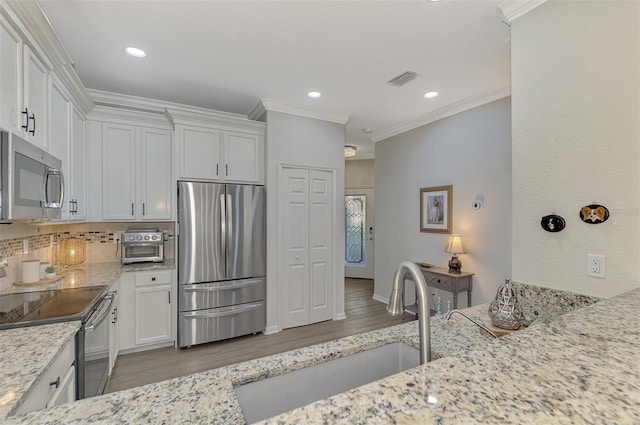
<box><xmin>151</xmin><ymin>277</ymin><xmax>156</xmax><ymax>281</ymax></box>
<box><xmin>49</xmin><ymin>376</ymin><xmax>60</xmax><ymax>388</ymax></box>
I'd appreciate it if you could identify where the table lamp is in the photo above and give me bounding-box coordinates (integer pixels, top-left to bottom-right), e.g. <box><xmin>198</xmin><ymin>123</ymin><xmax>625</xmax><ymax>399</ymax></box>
<box><xmin>444</xmin><ymin>234</ymin><xmax>466</xmax><ymax>273</ymax></box>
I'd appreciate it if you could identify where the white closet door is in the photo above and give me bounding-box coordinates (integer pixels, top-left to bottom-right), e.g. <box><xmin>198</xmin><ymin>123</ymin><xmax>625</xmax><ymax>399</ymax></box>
<box><xmin>280</xmin><ymin>167</ymin><xmax>310</xmax><ymax>329</ymax></box>
<box><xmin>309</xmin><ymin>169</ymin><xmax>332</xmax><ymax>323</ymax></box>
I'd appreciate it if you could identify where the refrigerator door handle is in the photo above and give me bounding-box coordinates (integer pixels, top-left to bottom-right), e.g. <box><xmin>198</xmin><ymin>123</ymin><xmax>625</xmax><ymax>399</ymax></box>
<box><xmin>220</xmin><ymin>193</ymin><xmax>226</xmax><ymax>262</ymax></box>
<box><xmin>183</xmin><ymin>279</ymin><xmax>263</xmax><ymax>292</ymax></box>
<box><xmin>226</xmin><ymin>193</ymin><xmax>233</xmax><ymax>254</ymax></box>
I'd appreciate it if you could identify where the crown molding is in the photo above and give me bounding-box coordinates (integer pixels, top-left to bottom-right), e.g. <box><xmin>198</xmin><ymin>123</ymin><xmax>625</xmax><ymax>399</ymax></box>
<box><xmin>2</xmin><ymin>0</ymin><xmax>94</xmax><ymax>114</ymax></box>
<box><xmin>87</xmin><ymin>105</ymin><xmax>173</xmax><ymax>129</ymax></box>
<box><xmin>88</xmin><ymin>89</ymin><xmax>265</xmax><ymax>132</ymax></box>
<box><xmin>497</xmin><ymin>0</ymin><xmax>548</xmax><ymax>24</ymax></box>
<box><xmin>370</xmin><ymin>85</ymin><xmax>511</xmax><ymax>143</ymax></box>
<box><xmin>347</xmin><ymin>152</ymin><xmax>375</xmax><ymax>161</ymax></box>
<box><xmin>251</xmin><ymin>98</ymin><xmax>350</xmax><ymax>125</ymax></box>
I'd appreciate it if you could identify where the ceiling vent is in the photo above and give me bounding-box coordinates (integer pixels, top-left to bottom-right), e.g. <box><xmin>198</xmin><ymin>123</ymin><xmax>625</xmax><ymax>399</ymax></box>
<box><xmin>386</xmin><ymin>71</ymin><xmax>418</xmax><ymax>87</ymax></box>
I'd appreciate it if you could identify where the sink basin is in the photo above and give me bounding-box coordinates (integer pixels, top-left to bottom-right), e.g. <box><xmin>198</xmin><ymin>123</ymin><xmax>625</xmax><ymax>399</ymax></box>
<box><xmin>234</xmin><ymin>342</ymin><xmax>419</xmax><ymax>423</ymax></box>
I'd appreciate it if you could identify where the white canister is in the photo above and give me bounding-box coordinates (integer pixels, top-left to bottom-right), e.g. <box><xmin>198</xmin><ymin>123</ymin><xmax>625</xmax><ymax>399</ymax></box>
<box><xmin>40</xmin><ymin>262</ymin><xmax>50</xmax><ymax>279</ymax></box>
<box><xmin>22</xmin><ymin>260</ymin><xmax>40</xmax><ymax>283</ymax></box>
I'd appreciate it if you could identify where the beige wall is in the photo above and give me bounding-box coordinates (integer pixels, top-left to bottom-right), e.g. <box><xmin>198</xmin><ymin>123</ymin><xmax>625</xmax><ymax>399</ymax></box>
<box><xmin>345</xmin><ymin>159</ymin><xmax>374</xmax><ymax>188</ymax></box>
<box><xmin>374</xmin><ymin>98</ymin><xmax>512</xmax><ymax>306</ymax></box>
<box><xmin>511</xmin><ymin>0</ymin><xmax>640</xmax><ymax>297</ymax></box>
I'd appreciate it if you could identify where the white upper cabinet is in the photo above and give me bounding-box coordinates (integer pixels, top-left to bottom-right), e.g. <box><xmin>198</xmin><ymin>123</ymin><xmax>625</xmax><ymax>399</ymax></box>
<box><xmin>0</xmin><ymin>15</ymin><xmax>22</xmax><ymax>135</ymax></box>
<box><xmin>139</xmin><ymin>127</ymin><xmax>172</xmax><ymax>220</ymax></box>
<box><xmin>70</xmin><ymin>107</ymin><xmax>86</xmax><ymax>220</ymax></box>
<box><xmin>22</xmin><ymin>44</ymin><xmax>49</xmax><ymax>149</ymax></box>
<box><xmin>100</xmin><ymin>120</ymin><xmax>172</xmax><ymax>221</ymax></box>
<box><xmin>49</xmin><ymin>78</ymin><xmax>71</xmax><ymax>218</ymax></box>
<box><xmin>169</xmin><ymin>108</ymin><xmax>265</xmax><ymax>184</ymax></box>
<box><xmin>175</xmin><ymin>126</ymin><xmax>221</xmax><ymax>181</ymax></box>
<box><xmin>223</xmin><ymin>131</ymin><xmax>260</xmax><ymax>182</ymax></box>
<box><xmin>176</xmin><ymin>124</ymin><xmax>262</xmax><ymax>183</ymax></box>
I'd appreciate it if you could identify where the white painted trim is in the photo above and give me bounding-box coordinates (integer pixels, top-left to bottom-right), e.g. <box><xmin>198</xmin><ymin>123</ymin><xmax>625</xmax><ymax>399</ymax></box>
<box><xmin>263</xmin><ymin>325</ymin><xmax>281</xmax><ymax>335</ymax></box>
<box><xmin>87</xmin><ymin>105</ymin><xmax>173</xmax><ymax>129</ymax></box>
<box><xmin>335</xmin><ymin>312</ymin><xmax>347</xmax><ymax>321</ymax></box>
<box><xmin>372</xmin><ymin>293</ymin><xmax>389</xmax><ymax>304</ymax></box>
<box><xmin>252</xmin><ymin>98</ymin><xmax>350</xmax><ymax>125</ymax></box>
<box><xmin>370</xmin><ymin>86</ymin><xmax>511</xmax><ymax>143</ymax></box>
<box><xmin>2</xmin><ymin>0</ymin><xmax>94</xmax><ymax>113</ymax></box>
<box><xmin>497</xmin><ymin>0</ymin><xmax>548</xmax><ymax>24</ymax></box>
<box><xmin>347</xmin><ymin>152</ymin><xmax>375</xmax><ymax>161</ymax></box>
<box><xmin>88</xmin><ymin>89</ymin><xmax>265</xmax><ymax>131</ymax></box>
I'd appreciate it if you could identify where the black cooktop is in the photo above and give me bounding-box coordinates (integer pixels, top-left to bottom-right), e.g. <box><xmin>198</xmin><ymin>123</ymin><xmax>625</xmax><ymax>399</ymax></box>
<box><xmin>0</xmin><ymin>286</ymin><xmax>108</xmax><ymax>330</ymax></box>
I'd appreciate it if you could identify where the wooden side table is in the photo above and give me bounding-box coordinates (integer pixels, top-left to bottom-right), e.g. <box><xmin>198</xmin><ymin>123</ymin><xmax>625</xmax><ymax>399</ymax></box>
<box><xmin>402</xmin><ymin>266</ymin><xmax>474</xmax><ymax>318</ymax></box>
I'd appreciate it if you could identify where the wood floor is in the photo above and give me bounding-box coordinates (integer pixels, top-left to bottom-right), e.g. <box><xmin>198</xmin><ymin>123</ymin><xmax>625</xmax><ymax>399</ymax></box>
<box><xmin>106</xmin><ymin>278</ymin><xmax>415</xmax><ymax>393</ymax></box>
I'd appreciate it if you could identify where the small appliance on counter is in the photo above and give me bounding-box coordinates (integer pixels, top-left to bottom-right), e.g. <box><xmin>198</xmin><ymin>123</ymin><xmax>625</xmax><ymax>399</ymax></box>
<box><xmin>121</xmin><ymin>227</ymin><xmax>164</xmax><ymax>264</ymax></box>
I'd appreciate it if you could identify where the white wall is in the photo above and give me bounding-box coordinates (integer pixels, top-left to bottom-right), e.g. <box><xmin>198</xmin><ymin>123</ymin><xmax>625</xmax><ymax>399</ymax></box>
<box><xmin>374</xmin><ymin>98</ymin><xmax>512</xmax><ymax>306</ymax></box>
<box><xmin>511</xmin><ymin>0</ymin><xmax>640</xmax><ymax>297</ymax></box>
<box><xmin>264</xmin><ymin>110</ymin><xmax>346</xmax><ymax>331</ymax></box>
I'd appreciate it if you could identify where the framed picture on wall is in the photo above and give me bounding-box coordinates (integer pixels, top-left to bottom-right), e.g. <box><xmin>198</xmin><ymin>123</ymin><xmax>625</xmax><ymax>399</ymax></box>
<box><xmin>420</xmin><ymin>185</ymin><xmax>452</xmax><ymax>233</ymax></box>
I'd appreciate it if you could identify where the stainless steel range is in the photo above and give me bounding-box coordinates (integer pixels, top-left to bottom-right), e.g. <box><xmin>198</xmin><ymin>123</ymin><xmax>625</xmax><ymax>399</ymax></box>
<box><xmin>0</xmin><ymin>286</ymin><xmax>115</xmax><ymax>399</ymax></box>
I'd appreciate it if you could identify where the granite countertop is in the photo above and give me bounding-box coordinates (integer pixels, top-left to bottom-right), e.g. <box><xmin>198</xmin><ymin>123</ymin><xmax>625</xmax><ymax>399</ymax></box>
<box><xmin>4</xmin><ymin>285</ymin><xmax>639</xmax><ymax>424</ymax></box>
<box><xmin>2</xmin><ymin>260</ymin><xmax>175</xmax><ymax>294</ymax></box>
<box><xmin>0</xmin><ymin>321</ymin><xmax>81</xmax><ymax>418</ymax></box>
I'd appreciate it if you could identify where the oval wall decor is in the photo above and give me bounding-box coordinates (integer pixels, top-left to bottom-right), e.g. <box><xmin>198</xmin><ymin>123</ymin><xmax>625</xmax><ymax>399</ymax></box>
<box><xmin>579</xmin><ymin>204</ymin><xmax>609</xmax><ymax>224</ymax></box>
<box><xmin>541</xmin><ymin>214</ymin><xmax>566</xmax><ymax>232</ymax></box>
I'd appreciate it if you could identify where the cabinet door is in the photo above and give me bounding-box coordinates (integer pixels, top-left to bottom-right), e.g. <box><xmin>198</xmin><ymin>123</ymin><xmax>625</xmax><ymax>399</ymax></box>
<box><xmin>0</xmin><ymin>16</ymin><xmax>22</xmax><ymax>134</ymax></box>
<box><xmin>71</xmin><ymin>107</ymin><xmax>86</xmax><ymax>220</ymax></box>
<box><xmin>139</xmin><ymin>127</ymin><xmax>172</xmax><ymax>220</ymax></box>
<box><xmin>134</xmin><ymin>284</ymin><xmax>172</xmax><ymax>346</ymax></box>
<box><xmin>177</xmin><ymin>125</ymin><xmax>221</xmax><ymax>180</ymax></box>
<box><xmin>23</xmin><ymin>45</ymin><xmax>49</xmax><ymax>149</ymax></box>
<box><xmin>223</xmin><ymin>131</ymin><xmax>260</xmax><ymax>183</ymax></box>
<box><xmin>49</xmin><ymin>80</ymin><xmax>71</xmax><ymax>219</ymax></box>
<box><xmin>102</xmin><ymin>123</ymin><xmax>136</xmax><ymax>220</ymax></box>
<box><xmin>46</xmin><ymin>365</ymin><xmax>75</xmax><ymax>408</ymax></box>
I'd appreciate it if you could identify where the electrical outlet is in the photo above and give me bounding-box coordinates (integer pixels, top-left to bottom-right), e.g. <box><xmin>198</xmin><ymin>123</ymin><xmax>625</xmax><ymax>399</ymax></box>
<box><xmin>587</xmin><ymin>254</ymin><xmax>605</xmax><ymax>278</ymax></box>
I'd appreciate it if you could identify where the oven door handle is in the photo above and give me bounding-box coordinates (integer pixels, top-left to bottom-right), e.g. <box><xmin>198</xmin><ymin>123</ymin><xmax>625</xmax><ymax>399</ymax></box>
<box><xmin>84</xmin><ymin>292</ymin><xmax>115</xmax><ymax>332</ymax></box>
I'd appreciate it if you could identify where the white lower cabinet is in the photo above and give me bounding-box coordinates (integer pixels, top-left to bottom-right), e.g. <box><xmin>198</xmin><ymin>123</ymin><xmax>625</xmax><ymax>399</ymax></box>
<box><xmin>16</xmin><ymin>337</ymin><xmax>75</xmax><ymax>415</ymax></box>
<box><xmin>118</xmin><ymin>270</ymin><xmax>175</xmax><ymax>353</ymax></box>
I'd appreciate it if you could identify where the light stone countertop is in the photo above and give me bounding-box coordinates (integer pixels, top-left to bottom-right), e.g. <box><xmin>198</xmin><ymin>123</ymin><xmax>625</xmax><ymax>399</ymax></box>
<box><xmin>5</xmin><ymin>285</ymin><xmax>639</xmax><ymax>424</ymax></box>
<box><xmin>0</xmin><ymin>321</ymin><xmax>81</xmax><ymax>419</ymax></box>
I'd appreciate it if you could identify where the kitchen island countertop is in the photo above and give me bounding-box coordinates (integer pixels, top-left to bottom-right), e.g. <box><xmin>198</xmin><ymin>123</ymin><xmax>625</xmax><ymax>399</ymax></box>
<box><xmin>4</xmin><ymin>285</ymin><xmax>640</xmax><ymax>424</ymax></box>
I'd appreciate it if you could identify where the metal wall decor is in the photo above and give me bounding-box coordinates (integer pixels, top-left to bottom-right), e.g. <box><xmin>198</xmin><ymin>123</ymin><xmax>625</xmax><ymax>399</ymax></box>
<box><xmin>579</xmin><ymin>204</ymin><xmax>609</xmax><ymax>224</ymax></box>
<box><xmin>541</xmin><ymin>214</ymin><xmax>565</xmax><ymax>232</ymax></box>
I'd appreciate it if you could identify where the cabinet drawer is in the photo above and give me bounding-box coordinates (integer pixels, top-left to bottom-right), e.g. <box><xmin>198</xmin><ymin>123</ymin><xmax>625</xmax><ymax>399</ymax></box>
<box><xmin>425</xmin><ymin>274</ymin><xmax>452</xmax><ymax>290</ymax></box>
<box><xmin>134</xmin><ymin>270</ymin><xmax>172</xmax><ymax>287</ymax></box>
<box><xmin>179</xmin><ymin>278</ymin><xmax>265</xmax><ymax>311</ymax></box>
<box><xmin>16</xmin><ymin>337</ymin><xmax>75</xmax><ymax>415</ymax></box>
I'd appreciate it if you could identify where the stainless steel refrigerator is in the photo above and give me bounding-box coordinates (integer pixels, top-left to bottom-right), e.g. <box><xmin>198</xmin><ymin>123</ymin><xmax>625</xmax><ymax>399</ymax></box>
<box><xmin>177</xmin><ymin>181</ymin><xmax>266</xmax><ymax>347</ymax></box>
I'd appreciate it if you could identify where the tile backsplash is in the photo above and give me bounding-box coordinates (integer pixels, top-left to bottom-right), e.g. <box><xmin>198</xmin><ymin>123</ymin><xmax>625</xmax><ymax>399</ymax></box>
<box><xmin>0</xmin><ymin>222</ymin><xmax>174</xmax><ymax>291</ymax></box>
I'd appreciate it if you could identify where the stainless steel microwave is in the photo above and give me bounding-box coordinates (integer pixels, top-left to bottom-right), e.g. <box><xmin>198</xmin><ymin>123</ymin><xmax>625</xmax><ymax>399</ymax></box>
<box><xmin>0</xmin><ymin>131</ymin><xmax>64</xmax><ymax>222</ymax></box>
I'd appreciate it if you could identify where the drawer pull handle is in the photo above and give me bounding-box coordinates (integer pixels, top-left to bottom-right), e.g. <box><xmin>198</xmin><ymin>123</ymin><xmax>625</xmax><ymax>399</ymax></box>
<box><xmin>50</xmin><ymin>376</ymin><xmax>60</xmax><ymax>388</ymax></box>
<box><xmin>151</xmin><ymin>277</ymin><xmax>156</xmax><ymax>281</ymax></box>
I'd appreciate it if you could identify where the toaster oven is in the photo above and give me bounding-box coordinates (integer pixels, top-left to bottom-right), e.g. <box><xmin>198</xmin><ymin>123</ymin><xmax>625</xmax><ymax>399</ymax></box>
<box><xmin>121</xmin><ymin>229</ymin><xmax>164</xmax><ymax>264</ymax></box>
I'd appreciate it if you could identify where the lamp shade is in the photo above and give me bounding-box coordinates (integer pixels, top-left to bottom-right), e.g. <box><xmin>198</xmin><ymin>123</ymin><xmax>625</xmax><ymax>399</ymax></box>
<box><xmin>344</xmin><ymin>145</ymin><xmax>357</xmax><ymax>158</ymax></box>
<box><xmin>444</xmin><ymin>234</ymin><xmax>466</xmax><ymax>254</ymax></box>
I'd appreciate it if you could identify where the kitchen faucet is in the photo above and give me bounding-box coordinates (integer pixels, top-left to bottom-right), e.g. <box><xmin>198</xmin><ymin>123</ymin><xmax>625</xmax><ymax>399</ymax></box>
<box><xmin>387</xmin><ymin>261</ymin><xmax>431</xmax><ymax>364</ymax></box>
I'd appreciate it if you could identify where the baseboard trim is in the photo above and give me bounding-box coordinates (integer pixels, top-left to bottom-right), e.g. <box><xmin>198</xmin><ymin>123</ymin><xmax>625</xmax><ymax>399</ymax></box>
<box><xmin>264</xmin><ymin>325</ymin><xmax>281</xmax><ymax>335</ymax></box>
<box><xmin>335</xmin><ymin>312</ymin><xmax>347</xmax><ymax>321</ymax></box>
<box><xmin>372</xmin><ymin>293</ymin><xmax>389</xmax><ymax>304</ymax></box>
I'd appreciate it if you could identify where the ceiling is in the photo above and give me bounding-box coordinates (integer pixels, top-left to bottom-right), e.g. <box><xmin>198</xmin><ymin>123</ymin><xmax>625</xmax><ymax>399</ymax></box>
<box><xmin>38</xmin><ymin>0</ymin><xmax>511</xmax><ymax>159</ymax></box>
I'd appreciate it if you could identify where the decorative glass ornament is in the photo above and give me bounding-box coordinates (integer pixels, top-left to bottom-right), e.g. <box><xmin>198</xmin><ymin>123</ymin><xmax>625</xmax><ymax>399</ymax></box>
<box><xmin>488</xmin><ymin>279</ymin><xmax>525</xmax><ymax>330</ymax></box>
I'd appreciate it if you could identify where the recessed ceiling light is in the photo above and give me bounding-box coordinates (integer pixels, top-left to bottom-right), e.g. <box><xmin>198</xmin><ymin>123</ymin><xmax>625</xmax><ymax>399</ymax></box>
<box><xmin>125</xmin><ymin>47</ymin><xmax>147</xmax><ymax>58</ymax></box>
<box><xmin>424</xmin><ymin>91</ymin><xmax>439</xmax><ymax>99</ymax></box>
<box><xmin>307</xmin><ymin>91</ymin><xmax>321</xmax><ymax>98</ymax></box>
